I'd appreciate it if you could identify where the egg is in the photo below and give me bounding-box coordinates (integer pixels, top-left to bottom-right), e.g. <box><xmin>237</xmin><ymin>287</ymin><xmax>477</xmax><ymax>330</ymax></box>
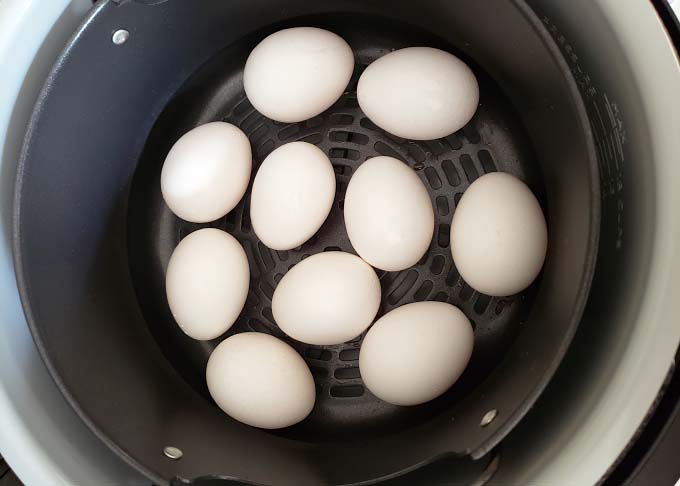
<box><xmin>450</xmin><ymin>172</ymin><xmax>547</xmax><ymax>297</ymax></box>
<box><xmin>207</xmin><ymin>332</ymin><xmax>315</xmax><ymax>429</ymax></box>
<box><xmin>344</xmin><ymin>156</ymin><xmax>434</xmax><ymax>271</ymax></box>
<box><xmin>272</xmin><ymin>252</ymin><xmax>381</xmax><ymax>345</ymax></box>
<box><xmin>250</xmin><ymin>142</ymin><xmax>336</xmax><ymax>250</ymax></box>
<box><xmin>357</xmin><ymin>47</ymin><xmax>479</xmax><ymax>140</ymax></box>
<box><xmin>244</xmin><ymin>27</ymin><xmax>354</xmax><ymax>123</ymax></box>
<box><xmin>166</xmin><ymin>228</ymin><xmax>249</xmax><ymax>340</ymax></box>
<box><xmin>359</xmin><ymin>302</ymin><xmax>474</xmax><ymax>406</ymax></box>
<box><xmin>161</xmin><ymin>122</ymin><xmax>252</xmax><ymax>223</ymax></box>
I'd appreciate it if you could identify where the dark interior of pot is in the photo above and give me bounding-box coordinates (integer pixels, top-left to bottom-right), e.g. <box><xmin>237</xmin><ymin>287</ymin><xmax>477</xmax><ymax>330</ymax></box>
<box><xmin>128</xmin><ymin>13</ymin><xmax>542</xmax><ymax>443</ymax></box>
<box><xmin>14</xmin><ymin>1</ymin><xmax>598</xmax><ymax>485</ymax></box>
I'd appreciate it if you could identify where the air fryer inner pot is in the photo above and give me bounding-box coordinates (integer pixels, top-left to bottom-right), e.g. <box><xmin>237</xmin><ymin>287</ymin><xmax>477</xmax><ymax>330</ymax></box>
<box><xmin>13</xmin><ymin>1</ymin><xmax>598</xmax><ymax>484</ymax></box>
<box><xmin>129</xmin><ymin>14</ymin><xmax>544</xmax><ymax>442</ymax></box>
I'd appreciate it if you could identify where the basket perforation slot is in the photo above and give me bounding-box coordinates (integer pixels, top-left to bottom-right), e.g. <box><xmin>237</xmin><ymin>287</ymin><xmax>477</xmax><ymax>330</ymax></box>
<box><xmin>436</xmin><ymin>195</ymin><xmax>449</xmax><ymax>216</ymax></box>
<box><xmin>338</xmin><ymin>348</ymin><xmax>360</xmax><ymax>362</ymax></box>
<box><xmin>387</xmin><ymin>269</ymin><xmax>419</xmax><ymax>305</ymax></box>
<box><xmin>330</xmin><ymin>385</ymin><xmax>365</xmax><ymax>398</ymax></box>
<box><xmin>305</xmin><ymin>348</ymin><xmax>333</xmax><ymax>362</ymax></box>
<box><xmin>460</xmin><ymin>153</ymin><xmax>479</xmax><ymax>183</ymax></box>
<box><xmin>334</xmin><ymin>367</ymin><xmax>361</xmax><ymax>380</ymax></box>
<box><xmin>424</xmin><ymin>166</ymin><xmax>443</xmax><ymax>189</ymax></box>
<box><xmin>478</xmin><ymin>149</ymin><xmax>496</xmax><ymax>173</ymax></box>
<box><xmin>373</xmin><ymin>140</ymin><xmax>402</xmax><ymax>160</ymax></box>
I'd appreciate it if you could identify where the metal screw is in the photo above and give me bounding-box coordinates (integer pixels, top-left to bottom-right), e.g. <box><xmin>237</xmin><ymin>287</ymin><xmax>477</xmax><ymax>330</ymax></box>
<box><xmin>480</xmin><ymin>409</ymin><xmax>498</xmax><ymax>427</ymax></box>
<box><xmin>163</xmin><ymin>446</ymin><xmax>183</xmax><ymax>460</ymax></box>
<box><xmin>112</xmin><ymin>29</ymin><xmax>130</xmax><ymax>45</ymax></box>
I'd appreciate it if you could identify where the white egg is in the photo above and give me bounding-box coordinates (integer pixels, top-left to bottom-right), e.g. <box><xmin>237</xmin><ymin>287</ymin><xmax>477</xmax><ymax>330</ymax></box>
<box><xmin>161</xmin><ymin>122</ymin><xmax>252</xmax><ymax>223</ymax></box>
<box><xmin>166</xmin><ymin>228</ymin><xmax>249</xmax><ymax>340</ymax></box>
<box><xmin>207</xmin><ymin>332</ymin><xmax>315</xmax><ymax>429</ymax></box>
<box><xmin>359</xmin><ymin>302</ymin><xmax>474</xmax><ymax>406</ymax></box>
<box><xmin>250</xmin><ymin>142</ymin><xmax>336</xmax><ymax>251</ymax></box>
<box><xmin>451</xmin><ymin>172</ymin><xmax>547</xmax><ymax>297</ymax></box>
<box><xmin>358</xmin><ymin>47</ymin><xmax>479</xmax><ymax>140</ymax></box>
<box><xmin>344</xmin><ymin>156</ymin><xmax>434</xmax><ymax>271</ymax></box>
<box><xmin>244</xmin><ymin>27</ymin><xmax>354</xmax><ymax>123</ymax></box>
<box><xmin>272</xmin><ymin>252</ymin><xmax>381</xmax><ymax>345</ymax></box>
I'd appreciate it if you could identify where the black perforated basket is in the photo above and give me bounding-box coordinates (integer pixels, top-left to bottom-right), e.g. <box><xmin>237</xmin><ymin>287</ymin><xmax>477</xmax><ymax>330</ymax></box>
<box><xmin>13</xmin><ymin>1</ymin><xmax>599</xmax><ymax>485</ymax></box>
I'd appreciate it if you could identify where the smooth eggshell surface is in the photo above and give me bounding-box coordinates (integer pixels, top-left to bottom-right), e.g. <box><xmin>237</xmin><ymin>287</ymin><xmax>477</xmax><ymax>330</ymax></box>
<box><xmin>360</xmin><ymin>302</ymin><xmax>474</xmax><ymax>406</ymax></box>
<box><xmin>344</xmin><ymin>156</ymin><xmax>434</xmax><ymax>271</ymax></box>
<box><xmin>161</xmin><ymin>122</ymin><xmax>252</xmax><ymax>223</ymax></box>
<box><xmin>358</xmin><ymin>47</ymin><xmax>479</xmax><ymax>140</ymax></box>
<box><xmin>272</xmin><ymin>252</ymin><xmax>381</xmax><ymax>345</ymax></box>
<box><xmin>244</xmin><ymin>27</ymin><xmax>354</xmax><ymax>123</ymax></box>
<box><xmin>250</xmin><ymin>142</ymin><xmax>336</xmax><ymax>251</ymax></box>
<box><xmin>206</xmin><ymin>332</ymin><xmax>316</xmax><ymax>429</ymax></box>
<box><xmin>450</xmin><ymin>172</ymin><xmax>547</xmax><ymax>297</ymax></box>
<box><xmin>166</xmin><ymin>228</ymin><xmax>249</xmax><ymax>340</ymax></box>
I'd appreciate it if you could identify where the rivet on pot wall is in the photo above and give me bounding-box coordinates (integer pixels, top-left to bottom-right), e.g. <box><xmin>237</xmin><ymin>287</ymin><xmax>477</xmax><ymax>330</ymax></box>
<box><xmin>480</xmin><ymin>409</ymin><xmax>498</xmax><ymax>427</ymax></box>
<box><xmin>163</xmin><ymin>446</ymin><xmax>183</xmax><ymax>460</ymax></box>
<box><xmin>112</xmin><ymin>29</ymin><xmax>129</xmax><ymax>45</ymax></box>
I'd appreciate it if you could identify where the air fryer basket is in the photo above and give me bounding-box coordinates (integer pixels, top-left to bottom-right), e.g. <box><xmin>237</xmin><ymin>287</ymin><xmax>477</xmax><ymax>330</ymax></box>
<box><xmin>129</xmin><ymin>15</ymin><xmax>544</xmax><ymax>443</ymax></box>
<box><xmin>13</xmin><ymin>0</ymin><xmax>599</xmax><ymax>485</ymax></box>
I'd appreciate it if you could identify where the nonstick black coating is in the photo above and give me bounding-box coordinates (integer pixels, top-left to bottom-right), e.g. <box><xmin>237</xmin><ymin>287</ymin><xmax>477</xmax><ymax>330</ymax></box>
<box><xmin>13</xmin><ymin>1</ymin><xmax>599</xmax><ymax>485</ymax></box>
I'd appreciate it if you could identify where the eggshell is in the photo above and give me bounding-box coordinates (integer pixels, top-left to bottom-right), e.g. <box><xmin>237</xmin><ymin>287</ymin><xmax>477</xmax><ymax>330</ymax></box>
<box><xmin>250</xmin><ymin>142</ymin><xmax>336</xmax><ymax>250</ymax></box>
<box><xmin>344</xmin><ymin>156</ymin><xmax>434</xmax><ymax>271</ymax></box>
<box><xmin>359</xmin><ymin>302</ymin><xmax>474</xmax><ymax>406</ymax></box>
<box><xmin>450</xmin><ymin>172</ymin><xmax>547</xmax><ymax>297</ymax></box>
<box><xmin>207</xmin><ymin>332</ymin><xmax>316</xmax><ymax>429</ymax></box>
<box><xmin>272</xmin><ymin>252</ymin><xmax>381</xmax><ymax>345</ymax></box>
<box><xmin>166</xmin><ymin>228</ymin><xmax>249</xmax><ymax>340</ymax></box>
<box><xmin>358</xmin><ymin>47</ymin><xmax>479</xmax><ymax>140</ymax></box>
<box><xmin>244</xmin><ymin>27</ymin><xmax>354</xmax><ymax>123</ymax></box>
<box><xmin>161</xmin><ymin>122</ymin><xmax>252</xmax><ymax>223</ymax></box>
